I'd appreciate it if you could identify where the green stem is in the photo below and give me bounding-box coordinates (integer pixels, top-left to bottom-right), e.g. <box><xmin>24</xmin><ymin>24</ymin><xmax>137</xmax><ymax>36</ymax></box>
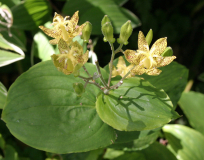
<box><xmin>95</xmin><ymin>61</ymin><xmax>110</xmax><ymax>89</ymax></box>
<box><xmin>108</xmin><ymin>43</ymin><xmax>123</xmax><ymax>86</ymax></box>
<box><xmin>82</xmin><ymin>65</ymin><xmax>91</xmax><ymax>77</ymax></box>
<box><xmin>78</xmin><ymin>75</ymin><xmax>93</xmax><ymax>81</ymax></box>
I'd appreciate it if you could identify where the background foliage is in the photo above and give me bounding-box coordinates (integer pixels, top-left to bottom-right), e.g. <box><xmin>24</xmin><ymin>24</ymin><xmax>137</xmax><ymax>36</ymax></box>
<box><xmin>0</xmin><ymin>0</ymin><xmax>204</xmax><ymax>159</ymax></box>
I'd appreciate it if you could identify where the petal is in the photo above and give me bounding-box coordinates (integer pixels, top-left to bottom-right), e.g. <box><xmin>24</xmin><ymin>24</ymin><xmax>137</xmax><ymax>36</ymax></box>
<box><xmin>146</xmin><ymin>68</ymin><xmax>162</xmax><ymax>75</ymax></box>
<box><xmin>66</xmin><ymin>11</ymin><xmax>79</xmax><ymax>32</ymax></box>
<box><xmin>155</xmin><ymin>56</ymin><xmax>176</xmax><ymax>67</ymax></box>
<box><xmin>123</xmin><ymin>50</ymin><xmax>141</xmax><ymax>65</ymax></box>
<box><xmin>58</xmin><ymin>38</ymin><xmax>69</xmax><ymax>54</ymax></box>
<box><xmin>111</xmin><ymin>65</ymin><xmax>118</xmax><ymax>78</ymax></box>
<box><xmin>49</xmin><ymin>39</ymin><xmax>59</xmax><ymax>45</ymax></box>
<box><xmin>117</xmin><ymin>56</ymin><xmax>126</xmax><ymax>69</ymax></box>
<box><xmin>150</xmin><ymin>37</ymin><xmax>167</xmax><ymax>56</ymax></box>
<box><xmin>71</xmin><ymin>23</ymin><xmax>86</xmax><ymax>37</ymax></box>
<box><xmin>39</xmin><ymin>26</ymin><xmax>61</xmax><ymax>38</ymax></box>
<box><xmin>83</xmin><ymin>50</ymin><xmax>89</xmax><ymax>64</ymax></box>
<box><xmin>51</xmin><ymin>54</ymin><xmax>73</xmax><ymax>75</ymax></box>
<box><xmin>138</xmin><ymin>31</ymin><xmax>149</xmax><ymax>52</ymax></box>
<box><xmin>131</xmin><ymin>65</ymin><xmax>146</xmax><ymax>75</ymax></box>
<box><xmin>53</xmin><ymin>12</ymin><xmax>64</xmax><ymax>23</ymax></box>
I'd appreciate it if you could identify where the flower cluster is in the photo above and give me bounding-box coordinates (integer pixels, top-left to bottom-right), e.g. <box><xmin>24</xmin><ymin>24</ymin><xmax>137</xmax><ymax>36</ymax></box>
<box><xmin>39</xmin><ymin>11</ymin><xmax>88</xmax><ymax>75</ymax></box>
<box><xmin>39</xmin><ymin>11</ymin><xmax>177</xmax><ymax>94</ymax></box>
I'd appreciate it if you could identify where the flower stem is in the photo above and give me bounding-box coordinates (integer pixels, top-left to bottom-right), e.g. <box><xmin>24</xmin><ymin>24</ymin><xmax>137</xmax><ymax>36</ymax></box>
<box><xmin>95</xmin><ymin>61</ymin><xmax>110</xmax><ymax>89</ymax></box>
<box><xmin>82</xmin><ymin>65</ymin><xmax>91</xmax><ymax>77</ymax></box>
<box><xmin>107</xmin><ymin>42</ymin><xmax>115</xmax><ymax>87</ymax></box>
<box><xmin>108</xmin><ymin>43</ymin><xmax>123</xmax><ymax>87</ymax></box>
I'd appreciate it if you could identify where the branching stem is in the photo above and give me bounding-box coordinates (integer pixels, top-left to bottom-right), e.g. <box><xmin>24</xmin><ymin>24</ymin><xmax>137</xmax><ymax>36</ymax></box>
<box><xmin>95</xmin><ymin>61</ymin><xmax>110</xmax><ymax>89</ymax></box>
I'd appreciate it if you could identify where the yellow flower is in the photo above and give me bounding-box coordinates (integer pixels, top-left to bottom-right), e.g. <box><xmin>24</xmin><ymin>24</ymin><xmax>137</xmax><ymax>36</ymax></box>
<box><xmin>111</xmin><ymin>56</ymin><xmax>135</xmax><ymax>78</ymax></box>
<box><xmin>39</xmin><ymin>11</ymin><xmax>85</xmax><ymax>46</ymax></box>
<box><xmin>123</xmin><ymin>31</ymin><xmax>176</xmax><ymax>75</ymax></box>
<box><xmin>51</xmin><ymin>41</ymin><xmax>89</xmax><ymax>76</ymax></box>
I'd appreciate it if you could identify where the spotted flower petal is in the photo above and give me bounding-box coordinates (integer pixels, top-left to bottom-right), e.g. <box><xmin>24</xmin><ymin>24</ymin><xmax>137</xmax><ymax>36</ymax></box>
<box><xmin>150</xmin><ymin>37</ymin><xmax>167</xmax><ymax>56</ymax></box>
<box><xmin>155</xmin><ymin>56</ymin><xmax>176</xmax><ymax>68</ymax></box>
<box><xmin>138</xmin><ymin>31</ymin><xmax>149</xmax><ymax>52</ymax></box>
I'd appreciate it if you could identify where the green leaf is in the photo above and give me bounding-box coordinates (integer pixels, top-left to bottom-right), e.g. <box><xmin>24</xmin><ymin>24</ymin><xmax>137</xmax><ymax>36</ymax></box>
<box><xmin>96</xmin><ymin>77</ymin><xmax>179</xmax><ymax>131</ymax></box>
<box><xmin>62</xmin><ymin>0</ymin><xmax>141</xmax><ymax>35</ymax></box>
<box><xmin>163</xmin><ymin>124</ymin><xmax>204</xmax><ymax>160</ymax></box>
<box><xmin>33</xmin><ymin>32</ymin><xmax>55</xmax><ymax>61</ymax></box>
<box><xmin>0</xmin><ymin>134</ymin><xmax>5</xmax><ymax>149</ymax></box>
<box><xmin>179</xmin><ymin>91</ymin><xmax>204</xmax><ymax>135</ymax></box>
<box><xmin>0</xmin><ymin>34</ymin><xmax>25</xmax><ymax>67</ymax></box>
<box><xmin>113</xmin><ymin>0</ymin><xmax>128</xmax><ymax>6</ymax></box>
<box><xmin>0</xmin><ymin>82</ymin><xmax>7</xmax><ymax>109</ymax></box>
<box><xmin>139</xmin><ymin>142</ymin><xmax>177</xmax><ymax>160</ymax></box>
<box><xmin>0</xmin><ymin>0</ymin><xmax>21</xmax><ymax>8</ymax></box>
<box><xmin>2</xmin><ymin>61</ymin><xmax>116</xmax><ymax>154</ymax></box>
<box><xmin>115</xmin><ymin>127</ymin><xmax>160</xmax><ymax>144</ymax></box>
<box><xmin>1</xmin><ymin>29</ymin><xmax>26</xmax><ymax>51</ymax></box>
<box><xmin>11</xmin><ymin>0</ymin><xmax>51</xmax><ymax>30</ymax></box>
<box><xmin>139</xmin><ymin>62</ymin><xmax>188</xmax><ymax>109</ymax></box>
<box><xmin>1</xmin><ymin>145</ymin><xmax>19</xmax><ymax>160</ymax></box>
<box><xmin>105</xmin><ymin>142</ymin><xmax>176</xmax><ymax>160</ymax></box>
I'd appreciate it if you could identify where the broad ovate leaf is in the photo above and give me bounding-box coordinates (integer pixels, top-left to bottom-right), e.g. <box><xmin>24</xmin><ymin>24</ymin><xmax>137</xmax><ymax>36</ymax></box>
<box><xmin>2</xmin><ymin>61</ymin><xmax>116</xmax><ymax>154</ymax></box>
<box><xmin>96</xmin><ymin>77</ymin><xmax>179</xmax><ymax>131</ymax></box>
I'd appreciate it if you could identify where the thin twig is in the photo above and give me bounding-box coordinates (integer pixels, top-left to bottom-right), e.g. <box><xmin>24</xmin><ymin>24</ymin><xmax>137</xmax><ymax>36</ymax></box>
<box><xmin>78</xmin><ymin>75</ymin><xmax>93</xmax><ymax>81</ymax></box>
<box><xmin>95</xmin><ymin>61</ymin><xmax>110</xmax><ymax>89</ymax></box>
<box><xmin>107</xmin><ymin>42</ymin><xmax>115</xmax><ymax>87</ymax></box>
<box><xmin>108</xmin><ymin>43</ymin><xmax>123</xmax><ymax>86</ymax></box>
<box><xmin>83</xmin><ymin>65</ymin><xmax>91</xmax><ymax>77</ymax></box>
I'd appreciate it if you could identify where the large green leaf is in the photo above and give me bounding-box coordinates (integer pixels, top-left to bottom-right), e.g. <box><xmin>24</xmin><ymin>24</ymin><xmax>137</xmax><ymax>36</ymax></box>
<box><xmin>179</xmin><ymin>91</ymin><xmax>204</xmax><ymax>135</ymax></box>
<box><xmin>0</xmin><ymin>82</ymin><xmax>7</xmax><ymax>109</ymax></box>
<box><xmin>11</xmin><ymin>0</ymin><xmax>51</xmax><ymax>30</ymax></box>
<box><xmin>0</xmin><ymin>34</ymin><xmax>25</xmax><ymax>67</ymax></box>
<box><xmin>62</xmin><ymin>0</ymin><xmax>141</xmax><ymax>35</ymax></box>
<box><xmin>163</xmin><ymin>124</ymin><xmax>204</xmax><ymax>160</ymax></box>
<box><xmin>104</xmin><ymin>58</ymin><xmax>188</xmax><ymax>109</ymax></box>
<box><xmin>96</xmin><ymin>77</ymin><xmax>179</xmax><ymax>131</ymax></box>
<box><xmin>2</xmin><ymin>61</ymin><xmax>116</xmax><ymax>154</ymax></box>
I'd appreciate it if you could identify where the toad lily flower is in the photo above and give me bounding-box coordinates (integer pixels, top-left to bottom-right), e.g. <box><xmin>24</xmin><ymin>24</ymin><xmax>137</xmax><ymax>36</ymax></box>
<box><xmin>51</xmin><ymin>41</ymin><xmax>89</xmax><ymax>76</ymax></box>
<box><xmin>111</xmin><ymin>56</ymin><xmax>135</xmax><ymax>78</ymax></box>
<box><xmin>123</xmin><ymin>31</ymin><xmax>176</xmax><ymax>75</ymax></box>
<box><xmin>39</xmin><ymin>11</ymin><xmax>85</xmax><ymax>46</ymax></box>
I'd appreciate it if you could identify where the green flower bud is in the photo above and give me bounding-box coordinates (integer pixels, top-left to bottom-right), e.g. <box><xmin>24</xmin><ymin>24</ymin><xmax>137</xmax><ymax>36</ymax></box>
<box><xmin>145</xmin><ymin>29</ymin><xmax>153</xmax><ymax>45</ymax></box>
<box><xmin>102</xmin><ymin>22</ymin><xmax>115</xmax><ymax>43</ymax></box>
<box><xmin>101</xmin><ymin>15</ymin><xmax>111</xmax><ymax>26</ymax></box>
<box><xmin>117</xmin><ymin>20</ymin><xmax>132</xmax><ymax>45</ymax></box>
<box><xmin>81</xmin><ymin>21</ymin><xmax>92</xmax><ymax>43</ymax></box>
<box><xmin>161</xmin><ymin>47</ymin><xmax>173</xmax><ymax>57</ymax></box>
<box><xmin>73</xmin><ymin>83</ymin><xmax>85</xmax><ymax>96</ymax></box>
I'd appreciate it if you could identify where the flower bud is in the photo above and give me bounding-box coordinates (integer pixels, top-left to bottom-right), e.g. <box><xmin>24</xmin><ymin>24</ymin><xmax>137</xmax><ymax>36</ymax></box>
<box><xmin>81</xmin><ymin>21</ymin><xmax>92</xmax><ymax>43</ymax></box>
<box><xmin>145</xmin><ymin>29</ymin><xmax>153</xmax><ymax>45</ymax></box>
<box><xmin>101</xmin><ymin>15</ymin><xmax>111</xmax><ymax>26</ymax></box>
<box><xmin>117</xmin><ymin>20</ymin><xmax>132</xmax><ymax>45</ymax></box>
<box><xmin>73</xmin><ymin>83</ymin><xmax>85</xmax><ymax>96</ymax></box>
<box><xmin>102</xmin><ymin>22</ymin><xmax>115</xmax><ymax>43</ymax></box>
<box><xmin>161</xmin><ymin>47</ymin><xmax>173</xmax><ymax>57</ymax></box>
